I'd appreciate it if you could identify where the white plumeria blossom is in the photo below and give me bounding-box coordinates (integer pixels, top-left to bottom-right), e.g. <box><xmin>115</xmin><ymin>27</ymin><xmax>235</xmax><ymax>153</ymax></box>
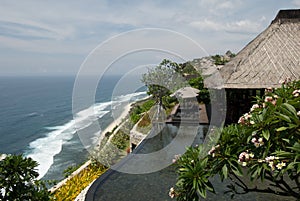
<box><xmin>250</xmin><ymin>104</ymin><xmax>260</xmax><ymax>112</ymax></box>
<box><xmin>292</xmin><ymin>89</ymin><xmax>300</xmax><ymax>97</ymax></box>
<box><xmin>251</xmin><ymin>137</ymin><xmax>264</xmax><ymax>147</ymax></box>
<box><xmin>265</xmin><ymin>156</ymin><xmax>275</xmax><ymax>162</ymax></box>
<box><xmin>258</xmin><ymin>159</ymin><xmax>264</xmax><ymax>163</ymax></box>
<box><xmin>276</xmin><ymin>162</ymin><xmax>286</xmax><ymax>170</ymax></box>
<box><xmin>264</xmin><ymin>96</ymin><xmax>273</xmax><ymax>102</ymax></box>
<box><xmin>169</xmin><ymin>187</ymin><xmax>176</xmax><ymax>198</ymax></box>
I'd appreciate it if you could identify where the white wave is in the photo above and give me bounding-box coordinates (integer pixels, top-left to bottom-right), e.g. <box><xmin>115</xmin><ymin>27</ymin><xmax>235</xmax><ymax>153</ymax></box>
<box><xmin>44</xmin><ymin>126</ymin><xmax>66</xmax><ymax>130</ymax></box>
<box><xmin>25</xmin><ymin>112</ymin><xmax>39</xmax><ymax>117</ymax></box>
<box><xmin>113</xmin><ymin>91</ymin><xmax>147</xmax><ymax>102</ymax></box>
<box><xmin>26</xmin><ymin>120</ymin><xmax>76</xmax><ymax>179</ymax></box>
<box><xmin>25</xmin><ymin>91</ymin><xmax>147</xmax><ymax>179</ymax></box>
<box><xmin>97</xmin><ymin>111</ymin><xmax>110</xmax><ymax>118</ymax></box>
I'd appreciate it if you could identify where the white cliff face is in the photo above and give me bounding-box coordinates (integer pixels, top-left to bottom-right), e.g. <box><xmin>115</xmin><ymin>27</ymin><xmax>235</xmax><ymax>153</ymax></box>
<box><xmin>191</xmin><ymin>56</ymin><xmax>220</xmax><ymax>76</ymax></box>
<box><xmin>191</xmin><ymin>51</ymin><xmax>235</xmax><ymax>75</ymax></box>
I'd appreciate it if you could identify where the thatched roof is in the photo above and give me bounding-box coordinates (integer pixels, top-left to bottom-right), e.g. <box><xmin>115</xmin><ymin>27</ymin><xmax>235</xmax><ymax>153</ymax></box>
<box><xmin>170</xmin><ymin>86</ymin><xmax>200</xmax><ymax>99</ymax></box>
<box><xmin>219</xmin><ymin>9</ymin><xmax>300</xmax><ymax>89</ymax></box>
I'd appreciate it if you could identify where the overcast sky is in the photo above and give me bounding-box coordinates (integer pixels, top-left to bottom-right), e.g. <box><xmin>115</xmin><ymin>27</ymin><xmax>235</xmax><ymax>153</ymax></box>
<box><xmin>0</xmin><ymin>0</ymin><xmax>299</xmax><ymax>76</ymax></box>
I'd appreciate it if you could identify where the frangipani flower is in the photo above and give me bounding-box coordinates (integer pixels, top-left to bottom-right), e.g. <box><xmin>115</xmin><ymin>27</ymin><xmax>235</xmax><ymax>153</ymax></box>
<box><xmin>265</xmin><ymin>156</ymin><xmax>275</xmax><ymax>162</ymax></box>
<box><xmin>276</xmin><ymin>162</ymin><xmax>286</xmax><ymax>170</ymax></box>
<box><xmin>292</xmin><ymin>89</ymin><xmax>300</xmax><ymax>97</ymax></box>
<box><xmin>238</xmin><ymin>151</ymin><xmax>252</xmax><ymax>166</ymax></box>
<box><xmin>251</xmin><ymin>137</ymin><xmax>264</xmax><ymax>147</ymax></box>
<box><xmin>257</xmin><ymin>159</ymin><xmax>264</xmax><ymax>163</ymax></box>
<box><xmin>264</xmin><ymin>96</ymin><xmax>277</xmax><ymax>105</ymax></box>
<box><xmin>265</xmin><ymin>156</ymin><xmax>282</xmax><ymax>171</ymax></box>
<box><xmin>250</xmin><ymin>104</ymin><xmax>260</xmax><ymax>112</ymax></box>
<box><xmin>238</xmin><ymin>116</ymin><xmax>245</xmax><ymax>124</ymax></box>
<box><xmin>172</xmin><ymin>154</ymin><xmax>181</xmax><ymax>163</ymax></box>
<box><xmin>169</xmin><ymin>187</ymin><xmax>176</xmax><ymax>198</ymax></box>
<box><xmin>238</xmin><ymin>113</ymin><xmax>253</xmax><ymax>125</ymax></box>
<box><xmin>268</xmin><ymin>161</ymin><xmax>275</xmax><ymax>171</ymax></box>
<box><xmin>208</xmin><ymin>145</ymin><xmax>220</xmax><ymax>157</ymax></box>
<box><xmin>264</xmin><ymin>96</ymin><xmax>273</xmax><ymax>102</ymax></box>
<box><xmin>265</xmin><ymin>87</ymin><xmax>273</xmax><ymax>93</ymax></box>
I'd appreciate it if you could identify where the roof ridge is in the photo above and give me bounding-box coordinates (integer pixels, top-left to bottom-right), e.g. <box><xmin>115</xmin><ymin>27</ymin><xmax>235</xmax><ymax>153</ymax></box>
<box><xmin>214</xmin><ymin>9</ymin><xmax>300</xmax><ymax>89</ymax></box>
<box><xmin>272</xmin><ymin>9</ymin><xmax>300</xmax><ymax>24</ymax></box>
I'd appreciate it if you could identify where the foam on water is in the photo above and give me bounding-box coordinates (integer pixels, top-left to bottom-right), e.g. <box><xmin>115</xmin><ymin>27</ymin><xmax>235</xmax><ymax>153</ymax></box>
<box><xmin>25</xmin><ymin>91</ymin><xmax>148</xmax><ymax>179</ymax></box>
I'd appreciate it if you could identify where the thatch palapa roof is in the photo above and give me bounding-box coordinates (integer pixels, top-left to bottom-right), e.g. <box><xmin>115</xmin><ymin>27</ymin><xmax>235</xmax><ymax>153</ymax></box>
<box><xmin>219</xmin><ymin>9</ymin><xmax>300</xmax><ymax>89</ymax></box>
<box><xmin>170</xmin><ymin>86</ymin><xmax>200</xmax><ymax>99</ymax></box>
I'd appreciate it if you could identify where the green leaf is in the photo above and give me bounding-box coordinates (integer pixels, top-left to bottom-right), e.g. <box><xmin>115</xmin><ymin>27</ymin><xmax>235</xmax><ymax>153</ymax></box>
<box><xmin>193</xmin><ymin>178</ymin><xmax>197</xmax><ymax>189</ymax></box>
<box><xmin>222</xmin><ymin>165</ymin><xmax>228</xmax><ymax>179</ymax></box>
<box><xmin>276</xmin><ymin>127</ymin><xmax>288</xmax><ymax>132</ymax></box>
<box><xmin>197</xmin><ymin>187</ymin><xmax>207</xmax><ymax>198</ymax></box>
<box><xmin>273</xmin><ymin>150</ymin><xmax>292</xmax><ymax>158</ymax></box>
<box><xmin>275</xmin><ymin>112</ymin><xmax>291</xmax><ymax>123</ymax></box>
<box><xmin>250</xmin><ymin>168</ymin><xmax>258</xmax><ymax>181</ymax></box>
<box><xmin>286</xmin><ymin>162</ymin><xmax>296</xmax><ymax>170</ymax></box>
<box><xmin>200</xmin><ymin>157</ymin><xmax>208</xmax><ymax>167</ymax></box>
<box><xmin>232</xmin><ymin>167</ymin><xmax>243</xmax><ymax>177</ymax></box>
<box><xmin>262</xmin><ymin>130</ymin><xmax>270</xmax><ymax>141</ymax></box>
<box><xmin>282</xmin><ymin>138</ymin><xmax>290</xmax><ymax>143</ymax></box>
<box><xmin>288</xmin><ymin>142</ymin><xmax>300</xmax><ymax>152</ymax></box>
<box><xmin>228</xmin><ymin>160</ymin><xmax>243</xmax><ymax>176</ymax></box>
<box><xmin>204</xmin><ymin>180</ymin><xmax>215</xmax><ymax>193</ymax></box>
<box><xmin>282</xmin><ymin>103</ymin><xmax>297</xmax><ymax>116</ymax></box>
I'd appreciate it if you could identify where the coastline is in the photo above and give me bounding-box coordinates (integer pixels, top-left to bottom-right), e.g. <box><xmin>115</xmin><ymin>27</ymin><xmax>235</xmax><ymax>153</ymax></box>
<box><xmin>50</xmin><ymin>103</ymin><xmax>133</xmax><ymax>197</ymax></box>
<box><xmin>100</xmin><ymin>103</ymin><xmax>131</xmax><ymax>138</ymax></box>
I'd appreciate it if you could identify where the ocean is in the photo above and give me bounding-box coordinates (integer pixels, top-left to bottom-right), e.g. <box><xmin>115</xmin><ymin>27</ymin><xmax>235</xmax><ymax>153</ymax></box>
<box><xmin>0</xmin><ymin>75</ymin><xmax>147</xmax><ymax>182</ymax></box>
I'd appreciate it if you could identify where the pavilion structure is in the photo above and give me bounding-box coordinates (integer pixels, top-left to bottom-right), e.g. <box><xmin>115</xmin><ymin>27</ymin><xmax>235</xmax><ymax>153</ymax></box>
<box><xmin>207</xmin><ymin>9</ymin><xmax>300</xmax><ymax>123</ymax></box>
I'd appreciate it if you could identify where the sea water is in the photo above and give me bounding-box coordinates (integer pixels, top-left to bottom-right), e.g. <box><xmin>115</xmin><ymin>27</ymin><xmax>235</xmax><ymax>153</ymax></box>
<box><xmin>0</xmin><ymin>75</ymin><xmax>147</xmax><ymax>181</ymax></box>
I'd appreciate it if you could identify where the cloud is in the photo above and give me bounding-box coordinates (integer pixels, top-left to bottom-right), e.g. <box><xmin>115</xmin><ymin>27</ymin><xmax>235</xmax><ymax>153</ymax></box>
<box><xmin>226</xmin><ymin>20</ymin><xmax>263</xmax><ymax>34</ymax></box>
<box><xmin>292</xmin><ymin>0</ymin><xmax>300</xmax><ymax>6</ymax></box>
<box><xmin>189</xmin><ymin>18</ymin><xmax>264</xmax><ymax>34</ymax></box>
<box><xmin>0</xmin><ymin>20</ymin><xmax>69</xmax><ymax>40</ymax></box>
<box><xmin>0</xmin><ymin>0</ymin><xmax>295</xmax><ymax>75</ymax></box>
<box><xmin>189</xmin><ymin>19</ymin><xmax>221</xmax><ymax>31</ymax></box>
<box><xmin>0</xmin><ymin>3</ymin><xmax>72</xmax><ymax>40</ymax></box>
<box><xmin>197</xmin><ymin>0</ymin><xmax>243</xmax><ymax>15</ymax></box>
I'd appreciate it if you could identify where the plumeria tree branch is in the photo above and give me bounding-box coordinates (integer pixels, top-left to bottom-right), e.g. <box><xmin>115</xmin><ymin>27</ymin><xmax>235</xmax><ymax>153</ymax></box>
<box><xmin>172</xmin><ymin>80</ymin><xmax>300</xmax><ymax>200</ymax></box>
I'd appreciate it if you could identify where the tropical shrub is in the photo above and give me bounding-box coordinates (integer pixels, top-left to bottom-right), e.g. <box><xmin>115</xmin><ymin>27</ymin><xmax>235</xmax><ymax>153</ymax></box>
<box><xmin>188</xmin><ymin>76</ymin><xmax>210</xmax><ymax>104</ymax></box>
<box><xmin>111</xmin><ymin>130</ymin><xmax>130</xmax><ymax>150</ymax></box>
<box><xmin>141</xmin><ymin>99</ymin><xmax>155</xmax><ymax>111</ymax></box>
<box><xmin>130</xmin><ymin>99</ymin><xmax>155</xmax><ymax>124</ymax></box>
<box><xmin>212</xmin><ymin>54</ymin><xmax>228</xmax><ymax>65</ymax></box>
<box><xmin>0</xmin><ymin>154</ymin><xmax>51</xmax><ymax>201</ymax></box>
<box><xmin>130</xmin><ymin>105</ymin><xmax>143</xmax><ymax>124</ymax></box>
<box><xmin>63</xmin><ymin>163</ymin><xmax>85</xmax><ymax>178</ymax></box>
<box><xmin>180</xmin><ymin>62</ymin><xmax>198</xmax><ymax>75</ymax></box>
<box><xmin>141</xmin><ymin>59</ymin><xmax>186</xmax><ymax>107</ymax></box>
<box><xmin>172</xmin><ymin>80</ymin><xmax>300</xmax><ymax>200</ymax></box>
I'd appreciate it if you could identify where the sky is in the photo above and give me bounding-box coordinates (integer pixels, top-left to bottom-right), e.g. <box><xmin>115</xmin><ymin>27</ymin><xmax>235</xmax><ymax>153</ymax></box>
<box><xmin>0</xmin><ymin>0</ymin><xmax>299</xmax><ymax>76</ymax></box>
